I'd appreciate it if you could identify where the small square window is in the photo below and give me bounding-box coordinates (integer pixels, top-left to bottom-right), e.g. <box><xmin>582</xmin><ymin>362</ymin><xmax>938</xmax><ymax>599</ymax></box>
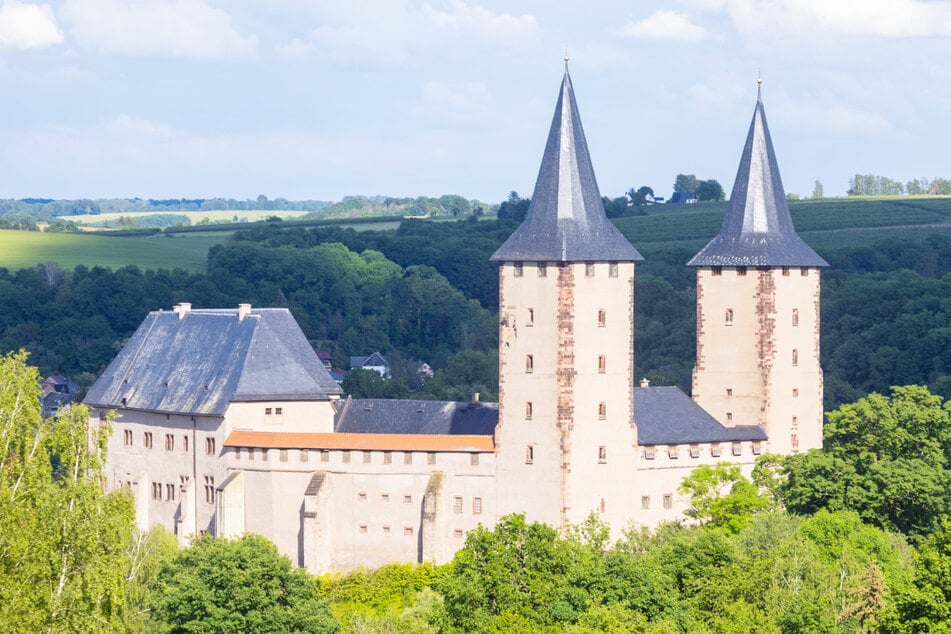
<box><xmin>732</xmin><ymin>443</ymin><xmax>743</xmax><ymax>456</ymax></box>
<box><xmin>726</xmin><ymin>388</ymin><xmax>733</xmax><ymax>396</ymax></box>
<box><xmin>359</xmin><ymin>525</ymin><xmax>368</xmax><ymax>533</ymax></box>
<box><xmin>641</xmin><ymin>496</ymin><xmax>650</xmax><ymax>510</ymax></box>
<box><xmin>384</xmin><ymin>451</ymin><xmax>392</xmax><ymax>464</ymax></box>
<box><xmin>663</xmin><ymin>494</ymin><xmax>673</xmax><ymax>509</ymax></box>
<box><xmin>358</xmin><ymin>492</ymin><xmax>367</xmax><ymax>501</ymax></box>
<box><xmin>711</xmin><ymin>266</ymin><xmax>722</xmax><ymax>276</ymax></box>
<box><xmin>404</xmin><ymin>526</ymin><xmax>414</xmax><ymax>536</ymax></box>
<box><xmin>609</xmin><ymin>262</ymin><xmax>618</xmax><ymax>277</ymax></box>
<box><xmin>279</xmin><ymin>449</ymin><xmax>288</xmax><ymax>462</ymax></box>
<box><xmin>404</xmin><ymin>452</ymin><xmax>413</xmax><ymax>465</ymax></box>
<box><xmin>427</xmin><ymin>452</ymin><xmax>436</xmax><ymax>465</ymax></box>
<box><xmin>737</xmin><ymin>266</ymin><xmax>747</xmax><ymax>276</ymax></box>
<box><xmin>403</xmin><ymin>495</ymin><xmax>412</xmax><ymax>504</ymax></box>
<box><xmin>473</xmin><ymin>497</ymin><xmax>483</xmax><ymax>515</ymax></box>
<box><xmin>320</xmin><ymin>449</ymin><xmax>330</xmax><ymax>463</ymax></box>
<box><xmin>381</xmin><ymin>494</ymin><xmax>389</xmax><ymax>503</ymax></box>
<box><xmin>689</xmin><ymin>445</ymin><xmax>700</xmax><ymax>459</ymax></box>
<box><xmin>782</xmin><ymin>266</ymin><xmax>790</xmax><ymax>276</ymax></box>
<box><xmin>261</xmin><ymin>449</ymin><xmax>268</xmax><ymax>461</ymax></box>
<box><xmin>342</xmin><ymin>450</ymin><xmax>351</xmax><ymax>464</ymax></box>
<box><xmin>383</xmin><ymin>525</ymin><xmax>391</xmax><ymax>534</ymax></box>
<box><xmin>537</xmin><ymin>263</ymin><xmax>547</xmax><ymax>277</ymax></box>
<box><xmin>726</xmin><ymin>412</ymin><xmax>733</xmax><ymax>421</ymax></box>
<box><xmin>792</xmin><ymin>416</ymin><xmax>799</xmax><ymax>428</ymax></box>
<box><xmin>513</xmin><ymin>262</ymin><xmax>523</xmax><ymax>277</ymax></box>
<box><xmin>752</xmin><ymin>442</ymin><xmax>763</xmax><ymax>455</ymax></box>
<box><xmin>248</xmin><ymin>447</ymin><xmax>254</xmax><ymax>461</ymax></box>
<box><xmin>265</xmin><ymin>407</ymin><xmax>272</xmax><ymax>415</ymax></box>
<box><xmin>453</xmin><ymin>496</ymin><xmax>463</xmax><ymax>514</ymax></box>
<box><xmin>793</xmin><ymin>388</ymin><xmax>799</xmax><ymax>397</ymax></box>
<box><xmin>668</xmin><ymin>446</ymin><xmax>679</xmax><ymax>459</ymax></box>
<box><xmin>470</xmin><ymin>453</ymin><xmax>479</xmax><ymax>466</ymax></box>
<box><xmin>364</xmin><ymin>451</ymin><xmax>372</xmax><ymax>463</ymax></box>
<box><xmin>801</xmin><ymin>267</ymin><xmax>809</xmax><ymax>276</ymax></box>
<box><xmin>454</xmin><ymin>529</ymin><xmax>464</xmax><ymax>538</ymax></box>
<box><xmin>275</xmin><ymin>407</ymin><xmax>283</xmax><ymax>416</ymax></box>
<box><xmin>585</xmin><ymin>262</ymin><xmax>594</xmax><ymax>277</ymax></box>
<box><xmin>711</xmin><ymin>444</ymin><xmax>722</xmax><ymax>457</ymax></box>
<box><xmin>644</xmin><ymin>447</ymin><xmax>656</xmax><ymax>460</ymax></box>
<box><xmin>300</xmin><ymin>449</ymin><xmax>309</xmax><ymax>462</ymax></box>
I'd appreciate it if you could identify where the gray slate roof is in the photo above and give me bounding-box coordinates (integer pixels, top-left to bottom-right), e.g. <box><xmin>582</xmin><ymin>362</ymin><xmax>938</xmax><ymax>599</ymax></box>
<box><xmin>634</xmin><ymin>386</ymin><xmax>767</xmax><ymax>445</ymax></box>
<box><xmin>335</xmin><ymin>387</ymin><xmax>765</xmax><ymax>445</ymax></box>
<box><xmin>689</xmin><ymin>89</ymin><xmax>827</xmax><ymax>267</ymax></box>
<box><xmin>492</xmin><ymin>69</ymin><xmax>643</xmax><ymax>263</ymax></box>
<box><xmin>84</xmin><ymin>307</ymin><xmax>341</xmax><ymax>415</ymax></box>
<box><xmin>335</xmin><ymin>398</ymin><xmax>498</xmax><ymax>435</ymax></box>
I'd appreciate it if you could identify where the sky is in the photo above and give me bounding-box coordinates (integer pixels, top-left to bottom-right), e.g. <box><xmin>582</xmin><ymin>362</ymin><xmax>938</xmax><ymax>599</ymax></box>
<box><xmin>0</xmin><ymin>1</ymin><xmax>949</xmax><ymax>203</ymax></box>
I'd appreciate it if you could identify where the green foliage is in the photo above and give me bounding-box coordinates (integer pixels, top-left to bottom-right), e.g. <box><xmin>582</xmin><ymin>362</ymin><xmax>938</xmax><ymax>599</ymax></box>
<box><xmin>150</xmin><ymin>533</ymin><xmax>337</xmax><ymax>633</ymax></box>
<box><xmin>782</xmin><ymin>386</ymin><xmax>951</xmax><ymax>539</ymax></box>
<box><xmin>696</xmin><ymin>179</ymin><xmax>725</xmax><ymax>202</ymax></box>
<box><xmin>673</xmin><ymin>174</ymin><xmax>698</xmax><ymax>193</ymax></box>
<box><xmin>678</xmin><ymin>463</ymin><xmax>770</xmax><ymax>532</ymax></box>
<box><xmin>0</xmin><ymin>351</ymin><xmax>137</xmax><ymax>632</ymax></box>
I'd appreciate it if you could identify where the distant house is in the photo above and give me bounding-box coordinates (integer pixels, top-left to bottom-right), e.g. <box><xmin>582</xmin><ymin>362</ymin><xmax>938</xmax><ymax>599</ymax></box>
<box><xmin>350</xmin><ymin>351</ymin><xmax>390</xmax><ymax>378</ymax></box>
<box><xmin>417</xmin><ymin>362</ymin><xmax>434</xmax><ymax>380</ymax></box>
<box><xmin>40</xmin><ymin>375</ymin><xmax>79</xmax><ymax>418</ymax></box>
<box><xmin>668</xmin><ymin>192</ymin><xmax>697</xmax><ymax>204</ymax></box>
<box><xmin>316</xmin><ymin>351</ymin><xmax>334</xmax><ymax>371</ymax></box>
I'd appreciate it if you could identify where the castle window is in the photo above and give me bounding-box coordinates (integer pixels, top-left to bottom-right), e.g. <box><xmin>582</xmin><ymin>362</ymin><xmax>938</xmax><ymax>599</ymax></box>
<box><xmin>732</xmin><ymin>443</ymin><xmax>743</xmax><ymax>456</ymax></box>
<box><xmin>598</xmin><ymin>309</ymin><xmax>606</xmax><ymax>327</ymax></box>
<box><xmin>248</xmin><ymin>448</ymin><xmax>254</xmax><ymax>461</ymax></box>
<box><xmin>358</xmin><ymin>492</ymin><xmax>367</xmax><ymax>501</ymax></box>
<box><xmin>752</xmin><ymin>442</ymin><xmax>763</xmax><ymax>455</ymax></box>
<box><xmin>726</xmin><ymin>388</ymin><xmax>733</xmax><ymax>396</ymax></box>
<box><xmin>600</xmin><ymin>498</ymin><xmax>606</xmax><ymax>513</ymax></box>
<box><xmin>123</xmin><ymin>429</ymin><xmax>133</xmax><ymax>446</ymax></box>
<box><xmin>321</xmin><ymin>450</ymin><xmax>330</xmax><ymax>463</ymax></box>
<box><xmin>525</xmin><ymin>401</ymin><xmax>533</xmax><ymax>420</ymax></box>
<box><xmin>598</xmin><ymin>402</ymin><xmax>606</xmax><ymax>420</ymax></box>
<box><xmin>792</xmin><ymin>416</ymin><xmax>798</xmax><ymax>428</ymax></box>
<box><xmin>537</xmin><ymin>263</ymin><xmax>547</xmax><ymax>277</ymax></box>
<box><xmin>470</xmin><ymin>453</ymin><xmax>479</xmax><ymax>466</ymax></box>
<box><xmin>404</xmin><ymin>452</ymin><xmax>413</xmax><ymax>465</ymax></box>
<box><xmin>152</xmin><ymin>483</ymin><xmax>161</xmax><ymax>500</ymax></box>
<box><xmin>737</xmin><ymin>266</ymin><xmax>747</xmax><ymax>276</ymax></box>
<box><xmin>454</xmin><ymin>529</ymin><xmax>464</xmax><ymax>538</ymax></box>
<box><xmin>383</xmin><ymin>526</ymin><xmax>391</xmax><ymax>534</ymax></box>
<box><xmin>585</xmin><ymin>262</ymin><xmax>595</xmax><ymax>277</ymax></box>
<box><xmin>144</xmin><ymin>432</ymin><xmax>153</xmax><ymax>449</ymax></box>
<box><xmin>166</xmin><ymin>484</ymin><xmax>175</xmax><ymax>501</ymax></box>
<box><xmin>203</xmin><ymin>476</ymin><xmax>215</xmax><ymax>504</ymax></box>
<box><xmin>712</xmin><ymin>267</ymin><xmax>722</xmax><ymax>276</ymax></box>
<box><xmin>793</xmin><ymin>388</ymin><xmax>799</xmax><ymax>397</ymax></box>
<box><xmin>205</xmin><ymin>436</ymin><xmax>215</xmax><ymax>455</ymax></box>
<box><xmin>300</xmin><ymin>449</ymin><xmax>309</xmax><ymax>462</ymax></box>
<box><xmin>363</xmin><ymin>451</ymin><xmax>372</xmax><ymax>464</ymax></box>
<box><xmin>792</xmin><ymin>309</ymin><xmax>799</xmax><ymax>326</ymax></box>
<box><xmin>725</xmin><ymin>309</ymin><xmax>733</xmax><ymax>325</ymax></box>
<box><xmin>404</xmin><ymin>495</ymin><xmax>412</xmax><ymax>503</ymax></box>
<box><xmin>525</xmin><ymin>355</ymin><xmax>534</xmax><ymax>373</ymax></box>
<box><xmin>473</xmin><ymin>497</ymin><xmax>483</xmax><ymax>514</ymax></box>
<box><xmin>527</xmin><ymin>308</ymin><xmax>534</xmax><ymax>325</ymax></box>
<box><xmin>663</xmin><ymin>494</ymin><xmax>673</xmax><ymax>509</ymax></box>
<box><xmin>359</xmin><ymin>525</ymin><xmax>368</xmax><ymax>534</ymax></box>
<box><xmin>525</xmin><ymin>445</ymin><xmax>534</xmax><ymax>464</ymax></box>
<box><xmin>609</xmin><ymin>262</ymin><xmax>619</xmax><ymax>278</ymax></box>
<box><xmin>792</xmin><ymin>349</ymin><xmax>799</xmax><ymax>366</ymax></box>
<box><xmin>381</xmin><ymin>494</ymin><xmax>389</xmax><ymax>503</ymax></box>
<box><xmin>404</xmin><ymin>527</ymin><xmax>414</xmax><ymax>536</ymax></box>
<box><xmin>782</xmin><ymin>267</ymin><xmax>790</xmax><ymax>276</ymax></box>
<box><xmin>180</xmin><ymin>475</ymin><xmax>189</xmax><ymax>491</ymax></box>
<box><xmin>342</xmin><ymin>450</ymin><xmax>351</xmax><ymax>464</ymax></box>
<box><xmin>275</xmin><ymin>407</ymin><xmax>282</xmax><ymax>416</ymax></box>
<box><xmin>792</xmin><ymin>434</ymin><xmax>800</xmax><ymax>450</ymax></box>
<box><xmin>514</xmin><ymin>262</ymin><xmax>523</xmax><ymax>277</ymax></box>
<box><xmin>261</xmin><ymin>449</ymin><xmax>268</xmax><ymax>462</ymax></box>
<box><xmin>384</xmin><ymin>451</ymin><xmax>392</xmax><ymax>464</ymax></box>
<box><xmin>668</xmin><ymin>446</ymin><xmax>679</xmax><ymax>459</ymax></box>
<box><xmin>234</xmin><ymin>447</ymin><xmax>241</xmax><ymax>460</ymax></box>
<box><xmin>165</xmin><ymin>434</ymin><xmax>174</xmax><ymax>451</ymax></box>
<box><xmin>689</xmin><ymin>445</ymin><xmax>700</xmax><ymax>459</ymax></box>
<box><xmin>598</xmin><ymin>355</ymin><xmax>606</xmax><ymax>373</ymax></box>
<box><xmin>726</xmin><ymin>412</ymin><xmax>733</xmax><ymax>421</ymax></box>
<box><xmin>801</xmin><ymin>267</ymin><xmax>809</xmax><ymax>276</ymax></box>
<box><xmin>453</xmin><ymin>496</ymin><xmax>463</xmax><ymax>513</ymax></box>
<box><xmin>183</xmin><ymin>435</ymin><xmax>189</xmax><ymax>452</ymax></box>
<box><xmin>265</xmin><ymin>407</ymin><xmax>272</xmax><ymax>415</ymax></box>
<box><xmin>641</xmin><ymin>496</ymin><xmax>650</xmax><ymax>510</ymax></box>
<box><xmin>711</xmin><ymin>444</ymin><xmax>722</xmax><ymax>457</ymax></box>
<box><xmin>644</xmin><ymin>447</ymin><xmax>656</xmax><ymax>460</ymax></box>
<box><xmin>279</xmin><ymin>449</ymin><xmax>288</xmax><ymax>462</ymax></box>
<box><xmin>598</xmin><ymin>446</ymin><xmax>607</xmax><ymax>463</ymax></box>
<box><xmin>427</xmin><ymin>452</ymin><xmax>436</xmax><ymax>465</ymax></box>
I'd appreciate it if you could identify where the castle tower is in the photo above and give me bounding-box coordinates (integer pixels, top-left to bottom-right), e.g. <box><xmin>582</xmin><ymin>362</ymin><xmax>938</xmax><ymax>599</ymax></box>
<box><xmin>688</xmin><ymin>85</ymin><xmax>828</xmax><ymax>454</ymax></box>
<box><xmin>492</xmin><ymin>67</ymin><xmax>644</xmax><ymax>531</ymax></box>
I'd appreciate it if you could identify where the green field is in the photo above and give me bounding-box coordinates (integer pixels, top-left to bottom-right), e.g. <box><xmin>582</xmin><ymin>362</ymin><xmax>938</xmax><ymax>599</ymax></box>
<box><xmin>67</xmin><ymin>209</ymin><xmax>310</xmax><ymax>226</ymax></box>
<box><xmin>0</xmin><ymin>230</ymin><xmax>226</xmax><ymax>272</ymax></box>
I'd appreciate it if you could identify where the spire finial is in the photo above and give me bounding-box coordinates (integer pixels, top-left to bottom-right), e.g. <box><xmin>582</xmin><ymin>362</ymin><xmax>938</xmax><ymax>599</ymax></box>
<box><xmin>757</xmin><ymin>69</ymin><xmax>763</xmax><ymax>100</ymax></box>
<box><xmin>564</xmin><ymin>46</ymin><xmax>569</xmax><ymax>68</ymax></box>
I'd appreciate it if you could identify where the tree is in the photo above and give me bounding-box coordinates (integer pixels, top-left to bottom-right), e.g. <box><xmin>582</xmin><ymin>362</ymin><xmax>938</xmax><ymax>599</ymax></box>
<box><xmin>673</xmin><ymin>174</ymin><xmax>698</xmax><ymax>193</ymax></box>
<box><xmin>150</xmin><ymin>533</ymin><xmax>338</xmax><ymax>633</ymax></box>
<box><xmin>0</xmin><ymin>351</ymin><xmax>136</xmax><ymax>632</ymax></box>
<box><xmin>696</xmin><ymin>179</ymin><xmax>725</xmax><ymax>202</ymax></box>
<box><xmin>812</xmin><ymin>180</ymin><xmax>824</xmax><ymax>199</ymax></box>
<box><xmin>497</xmin><ymin>191</ymin><xmax>530</xmax><ymax>222</ymax></box>
<box><xmin>678</xmin><ymin>463</ymin><xmax>770</xmax><ymax>532</ymax></box>
<box><xmin>627</xmin><ymin>186</ymin><xmax>654</xmax><ymax>206</ymax></box>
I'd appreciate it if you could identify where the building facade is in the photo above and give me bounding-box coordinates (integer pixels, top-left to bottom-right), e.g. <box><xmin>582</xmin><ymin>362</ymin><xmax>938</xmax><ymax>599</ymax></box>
<box><xmin>86</xmin><ymin>71</ymin><xmax>823</xmax><ymax>573</ymax></box>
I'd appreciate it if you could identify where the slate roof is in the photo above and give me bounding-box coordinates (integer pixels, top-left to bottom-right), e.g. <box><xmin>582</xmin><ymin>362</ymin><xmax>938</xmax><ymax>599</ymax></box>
<box><xmin>335</xmin><ymin>397</ymin><xmax>498</xmax><ymax>436</ymax></box>
<box><xmin>350</xmin><ymin>352</ymin><xmax>387</xmax><ymax>369</ymax></box>
<box><xmin>491</xmin><ymin>69</ymin><xmax>643</xmax><ymax>263</ymax></box>
<box><xmin>689</xmin><ymin>87</ymin><xmax>827</xmax><ymax>268</ymax></box>
<box><xmin>633</xmin><ymin>386</ymin><xmax>767</xmax><ymax>445</ymax></box>
<box><xmin>84</xmin><ymin>307</ymin><xmax>341</xmax><ymax>415</ymax></box>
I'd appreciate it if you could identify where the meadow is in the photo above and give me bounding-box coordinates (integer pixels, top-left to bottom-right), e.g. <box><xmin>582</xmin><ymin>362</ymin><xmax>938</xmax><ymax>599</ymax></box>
<box><xmin>67</xmin><ymin>209</ymin><xmax>310</xmax><ymax>226</ymax></box>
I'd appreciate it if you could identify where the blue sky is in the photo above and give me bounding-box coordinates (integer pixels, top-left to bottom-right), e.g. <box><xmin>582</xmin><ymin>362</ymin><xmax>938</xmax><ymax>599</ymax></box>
<box><xmin>1</xmin><ymin>0</ymin><xmax>949</xmax><ymax>202</ymax></box>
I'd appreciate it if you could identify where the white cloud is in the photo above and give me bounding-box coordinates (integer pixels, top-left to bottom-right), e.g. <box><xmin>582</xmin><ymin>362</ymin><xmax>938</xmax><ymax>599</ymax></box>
<box><xmin>616</xmin><ymin>10</ymin><xmax>706</xmax><ymax>41</ymax></box>
<box><xmin>774</xmin><ymin>96</ymin><xmax>891</xmax><ymax>134</ymax></box>
<box><xmin>106</xmin><ymin>114</ymin><xmax>173</xmax><ymax>139</ymax></box>
<box><xmin>0</xmin><ymin>1</ymin><xmax>63</xmax><ymax>49</ymax></box>
<box><xmin>275</xmin><ymin>38</ymin><xmax>313</xmax><ymax>60</ymax></box>
<box><xmin>420</xmin><ymin>80</ymin><xmax>491</xmax><ymax>120</ymax></box>
<box><xmin>61</xmin><ymin>0</ymin><xmax>256</xmax><ymax>59</ymax></box>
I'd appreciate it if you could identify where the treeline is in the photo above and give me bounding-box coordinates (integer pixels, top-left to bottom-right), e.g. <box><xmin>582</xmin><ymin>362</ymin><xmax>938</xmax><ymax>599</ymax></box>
<box><xmin>4</xmin><ymin>353</ymin><xmax>950</xmax><ymax>632</ymax></box>
<box><xmin>307</xmin><ymin>194</ymin><xmax>491</xmax><ymax>220</ymax></box>
<box><xmin>0</xmin><ymin>196</ymin><xmax>332</xmax><ymax>220</ymax></box>
<box><xmin>848</xmin><ymin>174</ymin><xmax>951</xmax><ymax>196</ymax></box>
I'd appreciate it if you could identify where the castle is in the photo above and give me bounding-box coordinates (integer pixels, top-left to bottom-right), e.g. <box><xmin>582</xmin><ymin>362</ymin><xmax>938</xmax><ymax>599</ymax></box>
<box><xmin>85</xmin><ymin>69</ymin><xmax>826</xmax><ymax>573</ymax></box>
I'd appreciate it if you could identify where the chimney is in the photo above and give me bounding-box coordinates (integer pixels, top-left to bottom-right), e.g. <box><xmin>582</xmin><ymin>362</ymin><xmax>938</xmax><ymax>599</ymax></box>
<box><xmin>472</xmin><ymin>392</ymin><xmax>480</xmax><ymax>403</ymax></box>
<box><xmin>640</xmin><ymin>377</ymin><xmax>650</xmax><ymax>387</ymax></box>
<box><xmin>174</xmin><ymin>303</ymin><xmax>192</xmax><ymax>319</ymax></box>
<box><xmin>238</xmin><ymin>303</ymin><xmax>252</xmax><ymax>321</ymax></box>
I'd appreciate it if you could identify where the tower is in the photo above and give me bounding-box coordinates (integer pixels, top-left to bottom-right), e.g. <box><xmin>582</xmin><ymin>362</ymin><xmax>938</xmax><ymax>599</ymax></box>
<box><xmin>688</xmin><ymin>85</ymin><xmax>828</xmax><ymax>454</ymax></box>
<box><xmin>492</xmin><ymin>67</ymin><xmax>644</xmax><ymax>531</ymax></box>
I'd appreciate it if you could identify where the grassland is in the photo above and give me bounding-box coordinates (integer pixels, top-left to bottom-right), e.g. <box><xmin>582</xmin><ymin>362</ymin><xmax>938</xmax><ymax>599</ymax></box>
<box><xmin>3</xmin><ymin>197</ymin><xmax>951</xmax><ymax>272</ymax></box>
<box><xmin>67</xmin><ymin>209</ymin><xmax>310</xmax><ymax>227</ymax></box>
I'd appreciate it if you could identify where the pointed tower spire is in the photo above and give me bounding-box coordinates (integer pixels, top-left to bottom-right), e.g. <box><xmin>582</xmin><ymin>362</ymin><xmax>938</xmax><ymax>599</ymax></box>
<box><xmin>492</xmin><ymin>69</ymin><xmax>642</xmax><ymax>262</ymax></box>
<box><xmin>688</xmin><ymin>87</ymin><xmax>826</xmax><ymax>267</ymax></box>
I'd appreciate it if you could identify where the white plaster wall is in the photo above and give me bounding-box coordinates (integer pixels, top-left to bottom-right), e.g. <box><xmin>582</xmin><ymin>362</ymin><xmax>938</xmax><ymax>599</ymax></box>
<box><xmin>223</xmin><ymin>399</ymin><xmax>337</xmax><ymax>435</ymax></box>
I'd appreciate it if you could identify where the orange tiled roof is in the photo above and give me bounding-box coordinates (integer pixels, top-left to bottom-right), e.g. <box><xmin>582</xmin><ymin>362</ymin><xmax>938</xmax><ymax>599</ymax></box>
<box><xmin>224</xmin><ymin>430</ymin><xmax>494</xmax><ymax>452</ymax></box>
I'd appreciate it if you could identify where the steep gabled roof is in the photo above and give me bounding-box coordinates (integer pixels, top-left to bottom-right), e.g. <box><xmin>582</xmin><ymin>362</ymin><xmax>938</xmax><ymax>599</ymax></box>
<box><xmin>689</xmin><ymin>87</ymin><xmax>827</xmax><ymax>267</ymax></box>
<box><xmin>491</xmin><ymin>69</ymin><xmax>643</xmax><ymax>263</ymax></box>
<box><xmin>634</xmin><ymin>387</ymin><xmax>767</xmax><ymax>445</ymax></box>
<box><xmin>84</xmin><ymin>307</ymin><xmax>341</xmax><ymax>415</ymax></box>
